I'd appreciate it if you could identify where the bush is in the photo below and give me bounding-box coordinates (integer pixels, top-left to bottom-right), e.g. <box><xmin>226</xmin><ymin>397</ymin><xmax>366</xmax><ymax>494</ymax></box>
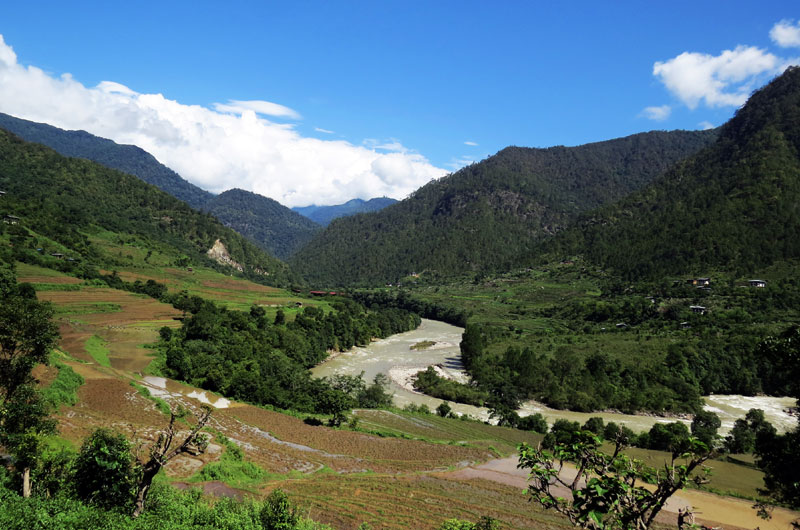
<box><xmin>517</xmin><ymin>413</ymin><xmax>548</xmax><ymax>433</ymax></box>
<box><xmin>260</xmin><ymin>489</ymin><xmax>300</xmax><ymax>530</ymax></box>
<box><xmin>72</xmin><ymin>428</ymin><xmax>138</xmax><ymax>510</ymax></box>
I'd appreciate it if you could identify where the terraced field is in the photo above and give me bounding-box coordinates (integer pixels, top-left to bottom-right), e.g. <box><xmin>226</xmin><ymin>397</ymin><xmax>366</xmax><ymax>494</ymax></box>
<box><xmin>18</xmin><ymin>261</ymin><xmax>800</xmax><ymax>529</ymax></box>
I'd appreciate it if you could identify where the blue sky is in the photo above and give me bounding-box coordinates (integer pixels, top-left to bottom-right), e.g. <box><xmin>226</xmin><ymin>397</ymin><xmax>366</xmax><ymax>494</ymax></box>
<box><xmin>1</xmin><ymin>1</ymin><xmax>798</xmax><ymax>206</ymax></box>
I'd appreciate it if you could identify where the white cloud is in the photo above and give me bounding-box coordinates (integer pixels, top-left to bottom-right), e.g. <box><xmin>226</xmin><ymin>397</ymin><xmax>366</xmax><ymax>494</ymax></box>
<box><xmin>213</xmin><ymin>99</ymin><xmax>301</xmax><ymax>119</ymax></box>
<box><xmin>314</xmin><ymin>127</ymin><xmax>334</xmax><ymax>134</ymax></box>
<box><xmin>640</xmin><ymin>105</ymin><xmax>671</xmax><ymax>121</ymax></box>
<box><xmin>362</xmin><ymin>138</ymin><xmax>409</xmax><ymax>153</ymax></box>
<box><xmin>653</xmin><ymin>45</ymin><xmax>784</xmax><ymax>109</ymax></box>
<box><xmin>771</xmin><ymin>19</ymin><xmax>800</xmax><ymax>48</ymax></box>
<box><xmin>464</xmin><ymin>140</ymin><xmax>478</xmax><ymax>146</ymax></box>
<box><xmin>0</xmin><ymin>34</ymin><xmax>446</xmax><ymax>207</ymax></box>
<box><xmin>698</xmin><ymin>120</ymin><xmax>715</xmax><ymax>130</ymax></box>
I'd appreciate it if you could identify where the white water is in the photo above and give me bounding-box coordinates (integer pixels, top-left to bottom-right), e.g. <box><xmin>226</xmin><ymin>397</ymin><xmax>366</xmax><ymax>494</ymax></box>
<box><xmin>312</xmin><ymin>319</ymin><xmax>797</xmax><ymax>434</ymax></box>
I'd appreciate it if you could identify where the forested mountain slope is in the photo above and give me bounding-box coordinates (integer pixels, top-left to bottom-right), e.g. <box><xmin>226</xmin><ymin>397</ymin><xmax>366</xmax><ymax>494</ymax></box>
<box><xmin>203</xmin><ymin>188</ymin><xmax>320</xmax><ymax>259</ymax></box>
<box><xmin>0</xmin><ymin>112</ymin><xmax>213</xmax><ymax>210</ymax></box>
<box><xmin>543</xmin><ymin>66</ymin><xmax>800</xmax><ymax>279</ymax></box>
<box><xmin>0</xmin><ymin>129</ymin><xmax>294</xmax><ymax>285</ymax></box>
<box><xmin>293</xmin><ymin>197</ymin><xmax>397</xmax><ymax>226</ymax></box>
<box><xmin>0</xmin><ymin>113</ymin><xmax>319</xmax><ymax>260</ymax></box>
<box><xmin>291</xmin><ymin>129</ymin><xmax>717</xmax><ymax>285</ymax></box>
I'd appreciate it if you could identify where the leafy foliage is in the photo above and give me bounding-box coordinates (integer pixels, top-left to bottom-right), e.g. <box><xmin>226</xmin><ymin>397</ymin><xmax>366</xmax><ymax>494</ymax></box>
<box><xmin>0</xmin><ymin>481</ymin><xmax>330</xmax><ymax>529</ymax></box>
<box><xmin>518</xmin><ymin>431</ymin><xmax>712</xmax><ymax>529</ymax></box>
<box><xmin>73</xmin><ymin>428</ymin><xmax>139</xmax><ymax>510</ymax></box>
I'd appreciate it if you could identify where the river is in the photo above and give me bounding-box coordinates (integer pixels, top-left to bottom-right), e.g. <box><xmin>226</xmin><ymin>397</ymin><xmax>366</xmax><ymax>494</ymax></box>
<box><xmin>311</xmin><ymin>319</ymin><xmax>797</xmax><ymax>434</ymax></box>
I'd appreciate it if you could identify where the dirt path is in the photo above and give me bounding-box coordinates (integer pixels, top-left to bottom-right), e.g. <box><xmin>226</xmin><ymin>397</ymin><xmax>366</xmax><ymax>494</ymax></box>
<box><xmin>442</xmin><ymin>456</ymin><xmax>800</xmax><ymax>530</ymax></box>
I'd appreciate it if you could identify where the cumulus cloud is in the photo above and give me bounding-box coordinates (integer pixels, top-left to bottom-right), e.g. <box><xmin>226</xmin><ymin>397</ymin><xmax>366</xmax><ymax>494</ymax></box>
<box><xmin>771</xmin><ymin>19</ymin><xmax>800</xmax><ymax>48</ymax></box>
<box><xmin>653</xmin><ymin>45</ymin><xmax>784</xmax><ymax>109</ymax></box>
<box><xmin>464</xmin><ymin>140</ymin><xmax>478</xmax><ymax>146</ymax></box>
<box><xmin>640</xmin><ymin>105</ymin><xmax>671</xmax><ymax>121</ymax></box>
<box><xmin>0</xmin><ymin>35</ymin><xmax>446</xmax><ymax>207</ymax></box>
<box><xmin>698</xmin><ymin>120</ymin><xmax>715</xmax><ymax>130</ymax></box>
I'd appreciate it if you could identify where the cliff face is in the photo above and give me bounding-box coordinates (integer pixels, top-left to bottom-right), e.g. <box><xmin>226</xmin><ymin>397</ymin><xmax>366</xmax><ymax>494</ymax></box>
<box><xmin>207</xmin><ymin>239</ymin><xmax>243</xmax><ymax>272</ymax></box>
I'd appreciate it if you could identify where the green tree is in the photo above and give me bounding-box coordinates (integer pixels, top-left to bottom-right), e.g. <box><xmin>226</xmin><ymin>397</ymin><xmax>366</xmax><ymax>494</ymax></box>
<box><xmin>518</xmin><ymin>431</ymin><xmax>712</xmax><ymax>529</ymax></box>
<box><xmin>690</xmin><ymin>410</ymin><xmax>721</xmax><ymax>449</ymax></box>
<box><xmin>754</xmin><ymin>327</ymin><xmax>800</xmax><ymax>510</ymax></box>
<box><xmin>73</xmin><ymin>428</ymin><xmax>139</xmax><ymax>510</ymax></box>
<box><xmin>518</xmin><ymin>413</ymin><xmax>548</xmax><ymax>434</ymax></box>
<box><xmin>436</xmin><ymin>401</ymin><xmax>452</xmax><ymax>418</ymax></box>
<box><xmin>0</xmin><ymin>282</ymin><xmax>60</xmax><ymax>497</ymax></box>
<box><xmin>260</xmin><ymin>488</ymin><xmax>301</xmax><ymax>530</ymax></box>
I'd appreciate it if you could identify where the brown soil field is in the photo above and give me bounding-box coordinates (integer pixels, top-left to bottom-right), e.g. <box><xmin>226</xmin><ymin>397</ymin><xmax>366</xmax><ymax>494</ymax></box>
<box><xmin>283</xmin><ymin>473</ymin><xmax>571</xmax><ymax>530</ymax></box>
<box><xmin>226</xmin><ymin>406</ymin><xmax>490</xmax><ymax>474</ymax></box>
<box><xmin>37</xmin><ymin>287</ymin><xmax>181</xmax><ymax>371</ymax></box>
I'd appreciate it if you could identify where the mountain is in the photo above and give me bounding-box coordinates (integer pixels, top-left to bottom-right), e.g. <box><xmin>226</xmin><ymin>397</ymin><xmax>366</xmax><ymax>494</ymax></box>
<box><xmin>293</xmin><ymin>197</ymin><xmax>398</xmax><ymax>226</ymax></box>
<box><xmin>0</xmin><ymin>113</ymin><xmax>319</xmax><ymax>260</ymax></box>
<box><xmin>0</xmin><ymin>112</ymin><xmax>213</xmax><ymax>210</ymax></box>
<box><xmin>542</xmin><ymin>67</ymin><xmax>800</xmax><ymax>279</ymax></box>
<box><xmin>203</xmin><ymin>189</ymin><xmax>320</xmax><ymax>260</ymax></box>
<box><xmin>0</xmin><ymin>129</ymin><xmax>294</xmax><ymax>285</ymax></box>
<box><xmin>290</xmin><ymin>129</ymin><xmax>718</xmax><ymax>285</ymax></box>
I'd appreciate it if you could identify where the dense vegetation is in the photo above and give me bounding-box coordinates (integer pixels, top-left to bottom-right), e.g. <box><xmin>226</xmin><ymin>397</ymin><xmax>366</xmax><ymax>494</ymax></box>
<box><xmin>542</xmin><ymin>67</ymin><xmax>800</xmax><ymax>279</ymax></box>
<box><xmin>162</xmin><ymin>295</ymin><xmax>420</xmax><ymax>413</ymax></box>
<box><xmin>399</xmin><ymin>260</ymin><xmax>800</xmax><ymax>415</ymax></box>
<box><xmin>202</xmin><ymin>188</ymin><xmax>320</xmax><ymax>259</ymax></box>
<box><xmin>0</xmin><ymin>129</ymin><xmax>294</xmax><ymax>285</ymax></box>
<box><xmin>291</xmin><ymin>129</ymin><xmax>716</xmax><ymax>285</ymax></box>
<box><xmin>293</xmin><ymin>197</ymin><xmax>397</xmax><ymax>226</ymax></box>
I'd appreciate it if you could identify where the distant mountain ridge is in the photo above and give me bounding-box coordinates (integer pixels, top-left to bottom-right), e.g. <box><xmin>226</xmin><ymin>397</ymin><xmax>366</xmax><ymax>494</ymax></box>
<box><xmin>290</xmin><ymin>129</ymin><xmax>718</xmax><ymax>285</ymax></box>
<box><xmin>293</xmin><ymin>197</ymin><xmax>398</xmax><ymax>226</ymax></box>
<box><xmin>0</xmin><ymin>112</ymin><xmax>318</xmax><ymax>259</ymax></box>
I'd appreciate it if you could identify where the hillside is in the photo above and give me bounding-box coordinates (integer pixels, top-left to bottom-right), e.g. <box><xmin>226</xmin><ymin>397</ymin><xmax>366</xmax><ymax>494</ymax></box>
<box><xmin>543</xmin><ymin>66</ymin><xmax>800</xmax><ymax>279</ymax></box>
<box><xmin>291</xmin><ymin>129</ymin><xmax>717</xmax><ymax>285</ymax></box>
<box><xmin>203</xmin><ymin>188</ymin><xmax>320</xmax><ymax>259</ymax></box>
<box><xmin>0</xmin><ymin>129</ymin><xmax>294</xmax><ymax>285</ymax></box>
<box><xmin>293</xmin><ymin>197</ymin><xmax>397</xmax><ymax>226</ymax></box>
<box><xmin>0</xmin><ymin>112</ymin><xmax>213</xmax><ymax>210</ymax></box>
<box><xmin>0</xmin><ymin>113</ymin><xmax>320</xmax><ymax>260</ymax></box>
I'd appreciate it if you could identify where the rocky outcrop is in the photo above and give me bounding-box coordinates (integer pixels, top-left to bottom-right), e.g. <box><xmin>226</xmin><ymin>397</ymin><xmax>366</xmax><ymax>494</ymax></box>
<box><xmin>206</xmin><ymin>239</ymin><xmax>243</xmax><ymax>272</ymax></box>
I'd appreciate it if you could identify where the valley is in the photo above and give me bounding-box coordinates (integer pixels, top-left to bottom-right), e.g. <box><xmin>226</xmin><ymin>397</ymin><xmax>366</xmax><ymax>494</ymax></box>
<box><xmin>2</xmin><ymin>61</ymin><xmax>800</xmax><ymax>530</ymax></box>
<box><xmin>14</xmin><ymin>260</ymin><xmax>796</xmax><ymax>529</ymax></box>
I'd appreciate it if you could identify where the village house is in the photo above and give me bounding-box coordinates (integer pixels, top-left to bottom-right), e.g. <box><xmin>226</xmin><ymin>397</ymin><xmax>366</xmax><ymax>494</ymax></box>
<box><xmin>689</xmin><ymin>305</ymin><xmax>707</xmax><ymax>315</ymax></box>
<box><xmin>748</xmin><ymin>279</ymin><xmax>767</xmax><ymax>288</ymax></box>
<box><xmin>686</xmin><ymin>277</ymin><xmax>711</xmax><ymax>287</ymax></box>
<box><xmin>3</xmin><ymin>214</ymin><xmax>20</xmax><ymax>224</ymax></box>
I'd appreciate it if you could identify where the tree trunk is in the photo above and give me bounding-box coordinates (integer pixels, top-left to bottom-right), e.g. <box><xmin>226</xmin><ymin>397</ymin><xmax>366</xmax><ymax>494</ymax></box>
<box><xmin>132</xmin><ymin>463</ymin><xmax>161</xmax><ymax>518</ymax></box>
<box><xmin>22</xmin><ymin>467</ymin><xmax>31</xmax><ymax>498</ymax></box>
